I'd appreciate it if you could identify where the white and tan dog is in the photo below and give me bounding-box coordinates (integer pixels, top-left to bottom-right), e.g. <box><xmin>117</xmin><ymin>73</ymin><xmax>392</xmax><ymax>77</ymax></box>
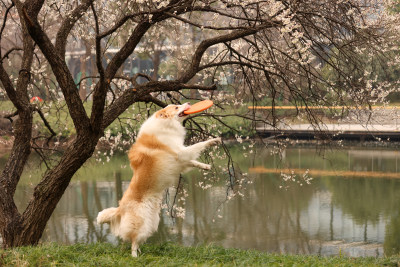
<box><xmin>97</xmin><ymin>103</ymin><xmax>221</xmax><ymax>257</ymax></box>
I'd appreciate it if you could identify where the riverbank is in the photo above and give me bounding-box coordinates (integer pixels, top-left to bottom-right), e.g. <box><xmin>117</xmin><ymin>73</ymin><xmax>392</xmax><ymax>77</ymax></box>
<box><xmin>1</xmin><ymin>243</ymin><xmax>399</xmax><ymax>266</ymax></box>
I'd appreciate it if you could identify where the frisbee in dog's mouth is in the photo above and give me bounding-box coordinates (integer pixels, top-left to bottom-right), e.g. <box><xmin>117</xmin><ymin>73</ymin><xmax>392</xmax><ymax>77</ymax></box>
<box><xmin>183</xmin><ymin>100</ymin><xmax>213</xmax><ymax>115</ymax></box>
<box><xmin>178</xmin><ymin>104</ymin><xmax>191</xmax><ymax>117</ymax></box>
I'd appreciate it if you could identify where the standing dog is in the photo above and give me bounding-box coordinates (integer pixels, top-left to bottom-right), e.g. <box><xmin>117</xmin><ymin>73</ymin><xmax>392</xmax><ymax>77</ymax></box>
<box><xmin>97</xmin><ymin>103</ymin><xmax>221</xmax><ymax>257</ymax></box>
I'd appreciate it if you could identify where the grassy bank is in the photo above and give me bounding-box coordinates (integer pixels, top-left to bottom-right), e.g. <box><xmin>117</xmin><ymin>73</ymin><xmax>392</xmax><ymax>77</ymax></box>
<box><xmin>1</xmin><ymin>243</ymin><xmax>399</xmax><ymax>266</ymax></box>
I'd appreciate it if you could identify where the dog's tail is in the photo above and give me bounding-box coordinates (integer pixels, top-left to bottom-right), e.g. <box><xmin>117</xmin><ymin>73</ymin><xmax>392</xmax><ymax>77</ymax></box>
<box><xmin>97</xmin><ymin>207</ymin><xmax>119</xmax><ymax>224</ymax></box>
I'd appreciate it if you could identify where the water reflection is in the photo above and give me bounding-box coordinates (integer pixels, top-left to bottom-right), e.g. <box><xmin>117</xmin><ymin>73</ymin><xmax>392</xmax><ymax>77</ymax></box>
<box><xmin>13</xmin><ymin>145</ymin><xmax>400</xmax><ymax>257</ymax></box>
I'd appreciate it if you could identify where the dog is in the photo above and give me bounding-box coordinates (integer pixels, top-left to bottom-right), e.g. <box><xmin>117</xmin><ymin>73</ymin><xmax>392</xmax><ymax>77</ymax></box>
<box><xmin>97</xmin><ymin>103</ymin><xmax>221</xmax><ymax>257</ymax></box>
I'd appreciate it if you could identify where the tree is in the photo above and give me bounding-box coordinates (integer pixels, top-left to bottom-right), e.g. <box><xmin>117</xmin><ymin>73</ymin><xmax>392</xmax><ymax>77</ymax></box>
<box><xmin>0</xmin><ymin>0</ymin><xmax>398</xmax><ymax>248</ymax></box>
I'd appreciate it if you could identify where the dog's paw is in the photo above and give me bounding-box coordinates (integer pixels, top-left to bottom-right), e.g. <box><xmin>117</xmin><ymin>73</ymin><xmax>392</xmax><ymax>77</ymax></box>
<box><xmin>202</xmin><ymin>163</ymin><xmax>212</xmax><ymax>170</ymax></box>
<box><xmin>190</xmin><ymin>160</ymin><xmax>211</xmax><ymax>170</ymax></box>
<box><xmin>96</xmin><ymin>211</ymin><xmax>103</xmax><ymax>224</ymax></box>
<box><xmin>208</xmin><ymin>137</ymin><xmax>222</xmax><ymax>146</ymax></box>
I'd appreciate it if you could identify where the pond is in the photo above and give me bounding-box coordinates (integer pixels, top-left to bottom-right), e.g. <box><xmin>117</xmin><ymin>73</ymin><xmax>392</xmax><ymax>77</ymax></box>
<box><xmin>12</xmin><ymin>143</ymin><xmax>400</xmax><ymax>257</ymax></box>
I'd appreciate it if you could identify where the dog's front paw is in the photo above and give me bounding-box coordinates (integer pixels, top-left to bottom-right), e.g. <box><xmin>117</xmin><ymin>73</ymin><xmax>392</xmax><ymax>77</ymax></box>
<box><xmin>202</xmin><ymin>163</ymin><xmax>212</xmax><ymax>170</ymax></box>
<box><xmin>207</xmin><ymin>137</ymin><xmax>222</xmax><ymax>146</ymax></box>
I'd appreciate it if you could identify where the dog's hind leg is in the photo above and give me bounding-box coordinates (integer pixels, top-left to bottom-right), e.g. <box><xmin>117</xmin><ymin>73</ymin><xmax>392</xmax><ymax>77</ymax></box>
<box><xmin>130</xmin><ymin>233</ymin><xmax>140</xmax><ymax>257</ymax></box>
<box><xmin>130</xmin><ymin>234</ymin><xmax>139</xmax><ymax>257</ymax></box>
<box><xmin>131</xmin><ymin>242</ymin><xmax>139</xmax><ymax>257</ymax></box>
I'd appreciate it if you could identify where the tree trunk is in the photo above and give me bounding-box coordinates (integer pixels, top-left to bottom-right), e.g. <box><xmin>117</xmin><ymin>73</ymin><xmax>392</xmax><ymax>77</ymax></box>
<box><xmin>1</xmin><ymin>133</ymin><xmax>99</xmax><ymax>248</ymax></box>
<box><xmin>0</xmin><ymin>109</ymin><xmax>33</xmax><ymax>248</ymax></box>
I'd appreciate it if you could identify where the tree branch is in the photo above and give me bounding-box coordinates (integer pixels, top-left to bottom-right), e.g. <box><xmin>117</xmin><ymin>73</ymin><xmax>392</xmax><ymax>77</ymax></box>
<box><xmin>103</xmin><ymin>1</ymin><xmax>194</xmax><ymax>80</ymax></box>
<box><xmin>178</xmin><ymin>22</ymin><xmax>279</xmax><ymax>83</ymax></box>
<box><xmin>21</xmin><ymin>6</ymin><xmax>91</xmax><ymax>135</ymax></box>
<box><xmin>54</xmin><ymin>0</ymin><xmax>94</xmax><ymax>57</ymax></box>
<box><xmin>104</xmin><ymin>21</ymin><xmax>152</xmax><ymax>80</ymax></box>
<box><xmin>180</xmin><ymin>83</ymin><xmax>217</xmax><ymax>90</ymax></box>
<box><xmin>0</xmin><ymin>2</ymin><xmax>15</xmax><ymax>58</ymax></box>
<box><xmin>199</xmin><ymin>61</ymin><xmax>265</xmax><ymax>72</ymax></box>
<box><xmin>34</xmin><ymin>107</ymin><xmax>56</xmax><ymax>144</ymax></box>
<box><xmin>164</xmin><ymin>11</ymin><xmax>250</xmax><ymax>31</ymax></box>
<box><xmin>91</xmin><ymin>3</ymin><xmax>104</xmax><ymax>80</ymax></box>
<box><xmin>139</xmin><ymin>94</ymin><xmax>167</xmax><ymax>108</ymax></box>
<box><xmin>98</xmin><ymin>4</ymin><xmax>180</xmax><ymax>39</ymax></box>
<box><xmin>89</xmin><ymin>3</ymin><xmax>108</xmax><ymax>134</ymax></box>
<box><xmin>95</xmin><ymin>3</ymin><xmax>195</xmax><ymax>131</ymax></box>
<box><xmin>0</xmin><ymin>64</ymin><xmax>21</xmax><ymax>109</ymax></box>
<box><xmin>101</xmin><ymin>80</ymin><xmax>216</xmax><ymax>130</ymax></box>
<box><xmin>131</xmin><ymin>73</ymin><xmax>153</xmax><ymax>86</ymax></box>
<box><xmin>0</xmin><ymin>47</ymin><xmax>23</xmax><ymax>63</ymax></box>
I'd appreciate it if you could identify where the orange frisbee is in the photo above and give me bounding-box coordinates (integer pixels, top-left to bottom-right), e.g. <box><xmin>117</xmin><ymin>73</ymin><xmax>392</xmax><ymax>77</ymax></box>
<box><xmin>184</xmin><ymin>100</ymin><xmax>213</xmax><ymax>115</ymax></box>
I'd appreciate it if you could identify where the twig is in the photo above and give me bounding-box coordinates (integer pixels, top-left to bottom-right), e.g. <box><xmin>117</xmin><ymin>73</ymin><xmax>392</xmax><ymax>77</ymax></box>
<box><xmin>131</xmin><ymin>73</ymin><xmax>153</xmax><ymax>87</ymax></box>
<box><xmin>31</xmin><ymin>143</ymin><xmax>51</xmax><ymax>170</ymax></box>
<box><xmin>33</xmin><ymin>107</ymin><xmax>56</xmax><ymax>145</ymax></box>
<box><xmin>0</xmin><ymin>2</ymin><xmax>15</xmax><ymax>56</ymax></box>
<box><xmin>139</xmin><ymin>94</ymin><xmax>167</xmax><ymax>108</ymax></box>
<box><xmin>169</xmin><ymin>174</ymin><xmax>184</xmax><ymax>219</ymax></box>
<box><xmin>1</xmin><ymin>47</ymin><xmax>23</xmax><ymax>63</ymax></box>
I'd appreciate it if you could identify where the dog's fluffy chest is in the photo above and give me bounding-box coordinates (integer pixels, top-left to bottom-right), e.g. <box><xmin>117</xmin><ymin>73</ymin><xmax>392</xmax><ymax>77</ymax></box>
<box><xmin>127</xmin><ymin>133</ymin><xmax>186</xmax><ymax>199</ymax></box>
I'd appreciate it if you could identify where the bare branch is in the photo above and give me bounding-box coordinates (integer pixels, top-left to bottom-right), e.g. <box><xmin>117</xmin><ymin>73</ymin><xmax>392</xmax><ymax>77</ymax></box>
<box><xmin>34</xmin><ymin>107</ymin><xmax>56</xmax><ymax>144</ymax></box>
<box><xmin>164</xmin><ymin>11</ymin><xmax>250</xmax><ymax>31</ymax></box>
<box><xmin>91</xmin><ymin>3</ymin><xmax>104</xmax><ymax>80</ymax></box>
<box><xmin>199</xmin><ymin>61</ymin><xmax>264</xmax><ymax>72</ymax></box>
<box><xmin>0</xmin><ymin>64</ymin><xmax>21</xmax><ymax>109</ymax></box>
<box><xmin>104</xmin><ymin>1</ymin><xmax>196</xmax><ymax>80</ymax></box>
<box><xmin>55</xmin><ymin>0</ymin><xmax>94</xmax><ymax>56</ymax></box>
<box><xmin>20</xmin><ymin>6</ymin><xmax>91</xmax><ymax>135</ymax></box>
<box><xmin>131</xmin><ymin>73</ymin><xmax>153</xmax><ymax>86</ymax></box>
<box><xmin>180</xmin><ymin>83</ymin><xmax>217</xmax><ymax>90</ymax></box>
<box><xmin>89</xmin><ymin>3</ymin><xmax>109</xmax><ymax>134</ymax></box>
<box><xmin>0</xmin><ymin>2</ymin><xmax>15</xmax><ymax>58</ymax></box>
<box><xmin>139</xmin><ymin>94</ymin><xmax>167</xmax><ymax>108</ymax></box>
<box><xmin>0</xmin><ymin>47</ymin><xmax>23</xmax><ymax>63</ymax></box>
<box><xmin>178</xmin><ymin>22</ymin><xmax>279</xmax><ymax>83</ymax></box>
<box><xmin>104</xmin><ymin>21</ymin><xmax>153</xmax><ymax>80</ymax></box>
<box><xmin>98</xmin><ymin>6</ymin><xmax>176</xmax><ymax>39</ymax></box>
<box><xmin>102</xmin><ymin>80</ymin><xmax>215</xmax><ymax>129</ymax></box>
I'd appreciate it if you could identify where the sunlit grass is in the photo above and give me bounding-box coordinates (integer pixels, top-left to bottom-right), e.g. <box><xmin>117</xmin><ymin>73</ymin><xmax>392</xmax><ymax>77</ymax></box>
<box><xmin>1</xmin><ymin>242</ymin><xmax>399</xmax><ymax>266</ymax></box>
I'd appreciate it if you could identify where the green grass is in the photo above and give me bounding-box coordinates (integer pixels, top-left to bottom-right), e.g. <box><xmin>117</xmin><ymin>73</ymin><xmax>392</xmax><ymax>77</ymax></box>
<box><xmin>1</xmin><ymin>242</ymin><xmax>399</xmax><ymax>266</ymax></box>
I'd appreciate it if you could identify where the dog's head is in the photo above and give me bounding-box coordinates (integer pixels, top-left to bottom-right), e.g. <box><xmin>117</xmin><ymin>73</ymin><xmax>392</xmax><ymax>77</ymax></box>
<box><xmin>138</xmin><ymin>103</ymin><xmax>191</xmax><ymax>138</ymax></box>
<box><xmin>154</xmin><ymin>103</ymin><xmax>191</xmax><ymax>123</ymax></box>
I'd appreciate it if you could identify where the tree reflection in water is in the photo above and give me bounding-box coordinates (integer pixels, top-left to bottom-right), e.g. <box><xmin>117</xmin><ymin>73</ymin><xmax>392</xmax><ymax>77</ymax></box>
<box><xmin>12</xmin><ymin>145</ymin><xmax>400</xmax><ymax>256</ymax></box>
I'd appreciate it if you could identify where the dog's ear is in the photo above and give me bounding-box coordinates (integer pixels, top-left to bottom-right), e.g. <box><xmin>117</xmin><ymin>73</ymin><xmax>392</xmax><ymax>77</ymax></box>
<box><xmin>155</xmin><ymin>109</ymin><xmax>172</xmax><ymax>119</ymax></box>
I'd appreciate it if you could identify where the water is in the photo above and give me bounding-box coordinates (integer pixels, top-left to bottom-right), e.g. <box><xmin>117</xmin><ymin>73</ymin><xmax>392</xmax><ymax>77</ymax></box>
<box><xmin>12</xmin><ymin>144</ymin><xmax>400</xmax><ymax>257</ymax></box>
